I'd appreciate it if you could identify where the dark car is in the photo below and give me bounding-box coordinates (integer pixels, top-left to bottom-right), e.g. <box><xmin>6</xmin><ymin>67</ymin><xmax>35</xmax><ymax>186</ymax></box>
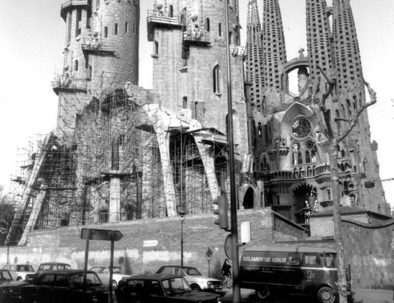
<box><xmin>0</xmin><ymin>280</ymin><xmax>29</xmax><ymax>303</ymax></box>
<box><xmin>0</xmin><ymin>269</ymin><xmax>13</xmax><ymax>285</ymax></box>
<box><xmin>115</xmin><ymin>274</ymin><xmax>222</xmax><ymax>303</ymax></box>
<box><xmin>21</xmin><ymin>269</ymin><xmax>108</xmax><ymax>303</ymax></box>
<box><xmin>156</xmin><ymin>266</ymin><xmax>223</xmax><ymax>291</ymax></box>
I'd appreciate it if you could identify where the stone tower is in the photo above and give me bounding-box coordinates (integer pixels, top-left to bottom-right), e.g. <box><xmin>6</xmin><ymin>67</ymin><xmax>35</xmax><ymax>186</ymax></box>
<box><xmin>261</xmin><ymin>0</ymin><xmax>287</xmax><ymax>100</ymax></box>
<box><xmin>306</xmin><ymin>0</ymin><xmax>333</xmax><ymax>84</ymax></box>
<box><xmin>245</xmin><ymin>0</ymin><xmax>264</xmax><ymax>113</ymax></box>
<box><xmin>244</xmin><ymin>0</ymin><xmax>389</xmax><ymax>218</ymax></box>
<box><xmin>147</xmin><ymin>0</ymin><xmax>248</xmax><ymax>157</ymax></box>
<box><xmin>54</xmin><ymin>0</ymin><xmax>140</xmax><ymax>141</ymax></box>
<box><xmin>332</xmin><ymin>0</ymin><xmax>387</xmax><ymax>213</ymax></box>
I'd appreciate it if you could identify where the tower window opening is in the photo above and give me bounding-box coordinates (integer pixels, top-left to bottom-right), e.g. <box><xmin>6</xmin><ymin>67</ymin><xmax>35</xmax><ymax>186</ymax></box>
<box><xmin>114</xmin><ymin>23</ymin><xmax>118</xmax><ymax>35</ymax></box>
<box><xmin>213</xmin><ymin>65</ymin><xmax>220</xmax><ymax>94</ymax></box>
<box><xmin>76</xmin><ymin>9</ymin><xmax>82</xmax><ymax>36</ymax></box>
<box><xmin>75</xmin><ymin>60</ymin><xmax>79</xmax><ymax>71</ymax></box>
<box><xmin>258</xmin><ymin>122</ymin><xmax>262</xmax><ymax>137</ymax></box>
<box><xmin>104</xmin><ymin>26</ymin><xmax>108</xmax><ymax>38</ymax></box>
<box><xmin>169</xmin><ymin>5</ymin><xmax>174</xmax><ymax>17</ymax></box>
<box><xmin>205</xmin><ymin>18</ymin><xmax>210</xmax><ymax>31</ymax></box>
<box><xmin>183</xmin><ymin>97</ymin><xmax>188</xmax><ymax>109</ymax></box>
<box><xmin>125</xmin><ymin>22</ymin><xmax>128</xmax><ymax>33</ymax></box>
<box><xmin>218</xmin><ymin>23</ymin><xmax>222</xmax><ymax>37</ymax></box>
<box><xmin>153</xmin><ymin>40</ymin><xmax>159</xmax><ymax>57</ymax></box>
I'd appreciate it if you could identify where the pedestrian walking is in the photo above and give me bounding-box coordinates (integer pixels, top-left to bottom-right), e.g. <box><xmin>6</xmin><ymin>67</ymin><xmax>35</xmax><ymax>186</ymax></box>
<box><xmin>221</xmin><ymin>258</ymin><xmax>232</xmax><ymax>288</ymax></box>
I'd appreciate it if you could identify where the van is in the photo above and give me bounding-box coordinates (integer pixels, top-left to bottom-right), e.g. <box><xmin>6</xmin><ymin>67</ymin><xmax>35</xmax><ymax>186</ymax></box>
<box><xmin>239</xmin><ymin>245</ymin><xmax>338</xmax><ymax>303</ymax></box>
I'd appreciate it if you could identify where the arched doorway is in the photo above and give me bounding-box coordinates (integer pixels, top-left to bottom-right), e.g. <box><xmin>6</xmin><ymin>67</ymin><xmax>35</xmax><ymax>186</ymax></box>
<box><xmin>293</xmin><ymin>183</ymin><xmax>316</xmax><ymax>225</ymax></box>
<box><xmin>243</xmin><ymin>188</ymin><xmax>254</xmax><ymax>209</ymax></box>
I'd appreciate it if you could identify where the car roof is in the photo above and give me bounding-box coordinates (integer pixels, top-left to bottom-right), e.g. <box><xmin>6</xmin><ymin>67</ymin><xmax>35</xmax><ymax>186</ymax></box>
<box><xmin>123</xmin><ymin>273</ymin><xmax>184</xmax><ymax>281</ymax></box>
<box><xmin>158</xmin><ymin>265</ymin><xmax>197</xmax><ymax>269</ymax></box>
<box><xmin>245</xmin><ymin>245</ymin><xmax>336</xmax><ymax>254</ymax></box>
<box><xmin>37</xmin><ymin>270</ymin><xmax>95</xmax><ymax>275</ymax></box>
<box><xmin>40</xmin><ymin>262</ymin><xmax>70</xmax><ymax>266</ymax></box>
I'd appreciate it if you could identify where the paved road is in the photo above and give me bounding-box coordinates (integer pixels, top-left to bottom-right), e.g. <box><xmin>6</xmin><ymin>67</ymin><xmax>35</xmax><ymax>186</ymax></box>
<box><xmin>220</xmin><ymin>288</ymin><xmax>394</xmax><ymax>303</ymax></box>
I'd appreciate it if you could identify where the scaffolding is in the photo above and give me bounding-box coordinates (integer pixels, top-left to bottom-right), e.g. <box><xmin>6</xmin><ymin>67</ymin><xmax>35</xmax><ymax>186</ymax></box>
<box><xmin>6</xmin><ymin>72</ymin><xmax>230</xmax><ymax>245</ymax></box>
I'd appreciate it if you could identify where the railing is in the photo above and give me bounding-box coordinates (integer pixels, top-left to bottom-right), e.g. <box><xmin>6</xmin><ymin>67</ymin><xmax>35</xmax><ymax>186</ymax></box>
<box><xmin>183</xmin><ymin>29</ymin><xmax>210</xmax><ymax>45</ymax></box>
<box><xmin>51</xmin><ymin>74</ymin><xmax>88</xmax><ymax>95</ymax></box>
<box><xmin>147</xmin><ymin>10</ymin><xmax>183</xmax><ymax>26</ymax></box>
<box><xmin>60</xmin><ymin>0</ymin><xmax>89</xmax><ymax>20</ymax></box>
<box><xmin>81</xmin><ymin>37</ymin><xmax>115</xmax><ymax>55</ymax></box>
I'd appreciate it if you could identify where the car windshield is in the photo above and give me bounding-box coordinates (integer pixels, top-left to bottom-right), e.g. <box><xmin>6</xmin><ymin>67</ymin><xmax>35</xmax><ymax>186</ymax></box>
<box><xmin>162</xmin><ymin>277</ymin><xmax>191</xmax><ymax>294</ymax></box>
<box><xmin>185</xmin><ymin>267</ymin><xmax>202</xmax><ymax>276</ymax></box>
<box><xmin>69</xmin><ymin>272</ymin><xmax>102</xmax><ymax>288</ymax></box>
<box><xmin>16</xmin><ymin>265</ymin><xmax>34</xmax><ymax>272</ymax></box>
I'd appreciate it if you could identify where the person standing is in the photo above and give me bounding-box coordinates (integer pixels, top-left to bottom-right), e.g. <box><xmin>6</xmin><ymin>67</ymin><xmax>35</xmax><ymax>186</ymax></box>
<box><xmin>221</xmin><ymin>258</ymin><xmax>232</xmax><ymax>288</ymax></box>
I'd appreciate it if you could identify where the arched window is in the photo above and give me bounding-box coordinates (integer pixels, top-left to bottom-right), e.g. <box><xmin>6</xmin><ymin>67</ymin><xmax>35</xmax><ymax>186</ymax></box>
<box><xmin>104</xmin><ymin>26</ymin><xmax>108</xmax><ymax>38</ymax></box>
<box><xmin>125</xmin><ymin>22</ymin><xmax>128</xmax><ymax>33</ymax></box>
<box><xmin>182</xmin><ymin>96</ymin><xmax>187</xmax><ymax>109</ymax></box>
<box><xmin>169</xmin><ymin>5</ymin><xmax>174</xmax><ymax>17</ymax></box>
<box><xmin>298</xmin><ymin>152</ymin><xmax>303</xmax><ymax>165</ymax></box>
<box><xmin>75</xmin><ymin>60</ymin><xmax>79</xmax><ymax>71</ymax></box>
<box><xmin>114</xmin><ymin>23</ymin><xmax>118</xmax><ymax>35</ymax></box>
<box><xmin>205</xmin><ymin>18</ymin><xmax>210</xmax><ymax>31</ymax></box>
<box><xmin>218</xmin><ymin>23</ymin><xmax>222</xmax><ymax>37</ymax></box>
<box><xmin>305</xmin><ymin>150</ymin><xmax>311</xmax><ymax>164</ymax></box>
<box><xmin>213</xmin><ymin>65</ymin><xmax>220</xmax><ymax>94</ymax></box>
<box><xmin>311</xmin><ymin>148</ymin><xmax>317</xmax><ymax>163</ymax></box>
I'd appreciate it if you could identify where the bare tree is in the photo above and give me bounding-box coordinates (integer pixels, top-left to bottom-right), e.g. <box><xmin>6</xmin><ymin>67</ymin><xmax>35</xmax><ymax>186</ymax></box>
<box><xmin>311</xmin><ymin>69</ymin><xmax>376</xmax><ymax>303</ymax></box>
<box><xmin>0</xmin><ymin>186</ymin><xmax>15</xmax><ymax>246</ymax></box>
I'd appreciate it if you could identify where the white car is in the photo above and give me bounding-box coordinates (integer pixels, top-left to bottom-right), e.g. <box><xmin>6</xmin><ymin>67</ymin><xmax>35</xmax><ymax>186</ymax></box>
<box><xmin>89</xmin><ymin>266</ymin><xmax>130</xmax><ymax>287</ymax></box>
<box><xmin>156</xmin><ymin>265</ymin><xmax>223</xmax><ymax>291</ymax></box>
<box><xmin>2</xmin><ymin>264</ymin><xmax>35</xmax><ymax>281</ymax></box>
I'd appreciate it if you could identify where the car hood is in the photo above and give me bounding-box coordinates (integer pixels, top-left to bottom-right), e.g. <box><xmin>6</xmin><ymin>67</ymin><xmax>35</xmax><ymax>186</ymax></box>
<box><xmin>0</xmin><ymin>281</ymin><xmax>28</xmax><ymax>288</ymax></box>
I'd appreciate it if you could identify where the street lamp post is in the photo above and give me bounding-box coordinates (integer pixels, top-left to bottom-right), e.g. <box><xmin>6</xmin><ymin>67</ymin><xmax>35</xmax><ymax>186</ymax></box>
<box><xmin>178</xmin><ymin>206</ymin><xmax>186</xmax><ymax>267</ymax></box>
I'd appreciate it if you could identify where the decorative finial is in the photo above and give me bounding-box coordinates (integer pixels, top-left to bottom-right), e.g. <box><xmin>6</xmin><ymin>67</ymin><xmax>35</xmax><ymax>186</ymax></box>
<box><xmin>298</xmin><ymin>48</ymin><xmax>305</xmax><ymax>58</ymax></box>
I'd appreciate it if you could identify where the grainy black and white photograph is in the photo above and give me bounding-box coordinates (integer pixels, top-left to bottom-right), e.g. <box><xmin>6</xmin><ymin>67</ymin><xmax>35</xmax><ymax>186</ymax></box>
<box><xmin>0</xmin><ymin>0</ymin><xmax>393</xmax><ymax>302</ymax></box>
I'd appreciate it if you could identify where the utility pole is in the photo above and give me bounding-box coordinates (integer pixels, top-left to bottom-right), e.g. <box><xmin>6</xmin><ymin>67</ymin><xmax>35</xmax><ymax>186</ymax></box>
<box><xmin>224</xmin><ymin>1</ymin><xmax>241</xmax><ymax>302</ymax></box>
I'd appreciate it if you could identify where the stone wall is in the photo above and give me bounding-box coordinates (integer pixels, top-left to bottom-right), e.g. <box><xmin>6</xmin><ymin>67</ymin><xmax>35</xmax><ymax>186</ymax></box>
<box><xmin>0</xmin><ymin>208</ymin><xmax>306</xmax><ymax>278</ymax></box>
<box><xmin>341</xmin><ymin>219</ymin><xmax>394</xmax><ymax>290</ymax></box>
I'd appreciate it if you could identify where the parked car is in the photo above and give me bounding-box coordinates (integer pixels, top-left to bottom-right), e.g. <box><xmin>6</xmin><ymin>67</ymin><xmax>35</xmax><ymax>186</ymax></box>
<box><xmin>25</xmin><ymin>262</ymin><xmax>72</xmax><ymax>282</ymax></box>
<box><xmin>0</xmin><ymin>280</ymin><xmax>28</xmax><ymax>303</ymax></box>
<box><xmin>116</xmin><ymin>274</ymin><xmax>222</xmax><ymax>303</ymax></box>
<box><xmin>37</xmin><ymin>262</ymin><xmax>72</xmax><ymax>272</ymax></box>
<box><xmin>156</xmin><ymin>265</ymin><xmax>223</xmax><ymax>292</ymax></box>
<box><xmin>2</xmin><ymin>264</ymin><xmax>35</xmax><ymax>281</ymax></box>
<box><xmin>89</xmin><ymin>266</ymin><xmax>130</xmax><ymax>287</ymax></box>
<box><xmin>0</xmin><ymin>269</ymin><xmax>13</xmax><ymax>285</ymax></box>
<box><xmin>21</xmin><ymin>269</ymin><xmax>108</xmax><ymax>303</ymax></box>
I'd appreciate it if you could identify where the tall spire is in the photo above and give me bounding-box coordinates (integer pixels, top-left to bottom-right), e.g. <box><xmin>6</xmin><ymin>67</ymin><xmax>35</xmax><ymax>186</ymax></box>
<box><xmin>247</xmin><ymin>0</ymin><xmax>261</xmax><ymax>26</ymax></box>
<box><xmin>306</xmin><ymin>0</ymin><xmax>333</xmax><ymax>84</ymax></box>
<box><xmin>333</xmin><ymin>0</ymin><xmax>363</xmax><ymax>92</ymax></box>
<box><xmin>261</xmin><ymin>0</ymin><xmax>287</xmax><ymax>92</ymax></box>
<box><xmin>246</xmin><ymin>0</ymin><xmax>265</xmax><ymax>112</ymax></box>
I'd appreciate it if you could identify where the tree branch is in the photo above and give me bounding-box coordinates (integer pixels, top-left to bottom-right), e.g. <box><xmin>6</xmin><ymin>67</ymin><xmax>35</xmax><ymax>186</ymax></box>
<box><xmin>338</xmin><ymin>78</ymin><xmax>377</xmax><ymax>143</ymax></box>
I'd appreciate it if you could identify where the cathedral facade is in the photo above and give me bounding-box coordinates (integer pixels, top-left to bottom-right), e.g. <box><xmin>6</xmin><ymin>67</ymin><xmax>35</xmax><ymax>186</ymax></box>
<box><xmin>5</xmin><ymin>0</ymin><xmax>388</xmax><ymax>245</ymax></box>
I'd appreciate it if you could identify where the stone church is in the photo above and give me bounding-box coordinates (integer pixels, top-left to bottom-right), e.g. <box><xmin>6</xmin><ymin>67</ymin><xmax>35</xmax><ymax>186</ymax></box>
<box><xmin>6</xmin><ymin>0</ymin><xmax>388</xmax><ymax>248</ymax></box>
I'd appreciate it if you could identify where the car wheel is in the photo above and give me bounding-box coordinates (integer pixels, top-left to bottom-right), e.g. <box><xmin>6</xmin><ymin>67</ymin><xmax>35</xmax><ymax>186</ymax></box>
<box><xmin>317</xmin><ymin>286</ymin><xmax>336</xmax><ymax>303</ymax></box>
<box><xmin>190</xmin><ymin>284</ymin><xmax>201</xmax><ymax>291</ymax></box>
<box><xmin>256</xmin><ymin>286</ymin><xmax>270</xmax><ymax>301</ymax></box>
<box><xmin>16</xmin><ymin>276</ymin><xmax>22</xmax><ymax>281</ymax></box>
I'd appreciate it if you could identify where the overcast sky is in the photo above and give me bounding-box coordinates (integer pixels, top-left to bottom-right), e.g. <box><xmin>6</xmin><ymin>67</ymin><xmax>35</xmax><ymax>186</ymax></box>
<box><xmin>0</xmin><ymin>0</ymin><xmax>393</xmax><ymax>205</ymax></box>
